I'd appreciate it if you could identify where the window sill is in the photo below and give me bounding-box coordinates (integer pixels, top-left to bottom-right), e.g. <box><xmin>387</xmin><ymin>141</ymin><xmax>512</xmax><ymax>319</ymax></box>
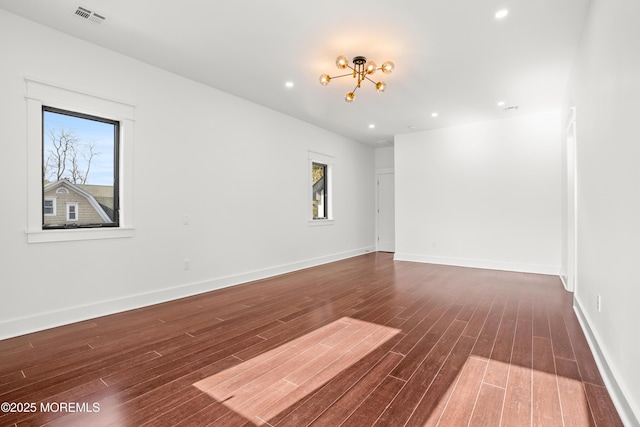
<box><xmin>26</xmin><ymin>227</ymin><xmax>135</xmax><ymax>244</ymax></box>
<box><xmin>308</xmin><ymin>219</ymin><xmax>335</xmax><ymax>226</ymax></box>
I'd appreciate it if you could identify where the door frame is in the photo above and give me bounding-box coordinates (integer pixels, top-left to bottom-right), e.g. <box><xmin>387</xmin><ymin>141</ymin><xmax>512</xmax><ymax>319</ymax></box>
<box><xmin>563</xmin><ymin>107</ymin><xmax>577</xmax><ymax>292</ymax></box>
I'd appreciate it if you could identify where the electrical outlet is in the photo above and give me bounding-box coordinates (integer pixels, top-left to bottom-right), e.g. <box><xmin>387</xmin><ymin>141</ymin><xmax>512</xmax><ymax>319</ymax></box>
<box><xmin>597</xmin><ymin>294</ymin><xmax>601</xmax><ymax>312</ymax></box>
<box><xmin>184</xmin><ymin>259</ymin><xmax>190</xmax><ymax>270</ymax></box>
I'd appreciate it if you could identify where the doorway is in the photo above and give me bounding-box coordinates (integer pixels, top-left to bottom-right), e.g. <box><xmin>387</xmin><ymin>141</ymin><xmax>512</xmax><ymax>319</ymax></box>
<box><xmin>377</xmin><ymin>173</ymin><xmax>395</xmax><ymax>252</ymax></box>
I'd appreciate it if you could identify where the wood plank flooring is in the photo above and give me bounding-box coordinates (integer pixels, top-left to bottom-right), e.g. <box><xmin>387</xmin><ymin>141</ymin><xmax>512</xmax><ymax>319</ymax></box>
<box><xmin>0</xmin><ymin>253</ymin><xmax>623</xmax><ymax>426</ymax></box>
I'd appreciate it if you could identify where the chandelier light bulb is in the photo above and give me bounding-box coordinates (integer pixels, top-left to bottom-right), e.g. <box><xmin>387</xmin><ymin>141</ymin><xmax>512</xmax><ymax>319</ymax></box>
<box><xmin>376</xmin><ymin>81</ymin><xmax>386</xmax><ymax>93</ymax></box>
<box><xmin>365</xmin><ymin>61</ymin><xmax>377</xmax><ymax>74</ymax></box>
<box><xmin>335</xmin><ymin>55</ymin><xmax>348</xmax><ymax>69</ymax></box>
<box><xmin>381</xmin><ymin>61</ymin><xmax>395</xmax><ymax>74</ymax></box>
<box><xmin>345</xmin><ymin>92</ymin><xmax>355</xmax><ymax>103</ymax></box>
<box><xmin>319</xmin><ymin>74</ymin><xmax>331</xmax><ymax>85</ymax></box>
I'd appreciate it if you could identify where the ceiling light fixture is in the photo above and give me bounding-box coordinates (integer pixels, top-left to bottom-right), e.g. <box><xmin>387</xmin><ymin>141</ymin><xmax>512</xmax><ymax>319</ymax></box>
<box><xmin>495</xmin><ymin>9</ymin><xmax>509</xmax><ymax>19</ymax></box>
<box><xmin>319</xmin><ymin>55</ymin><xmax>394</xmax><ymax>103</ymax></box>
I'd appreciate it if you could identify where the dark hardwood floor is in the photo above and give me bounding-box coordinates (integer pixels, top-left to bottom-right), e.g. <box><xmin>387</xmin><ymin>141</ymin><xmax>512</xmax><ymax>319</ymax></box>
<box><xmin>0</xmin><ymin>253</ymin><xmax>623</xmax><ymax>426</ymax></box>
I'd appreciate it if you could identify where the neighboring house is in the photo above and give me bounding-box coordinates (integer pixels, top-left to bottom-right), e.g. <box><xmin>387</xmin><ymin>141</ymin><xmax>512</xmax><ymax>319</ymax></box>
<box><xmin>43</xmin><ymin>179</ymin><xmax>113</xmax><ymax>226</ymax></box>
<box><xmin>312</xmin><ymin>175</ymin><xmax>326</xmax><ymax>219</ymax></box>
<box><xmin>76</xmin><ymin>183</ymin><xmax>116</xmax><ymax>220</ymax></box>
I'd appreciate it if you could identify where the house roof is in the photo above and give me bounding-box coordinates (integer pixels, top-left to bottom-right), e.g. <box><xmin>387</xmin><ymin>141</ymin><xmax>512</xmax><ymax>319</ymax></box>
<box><xmin>76</xmin><ymin>184</ymin><xmax>114</xmax><ymax>210</ymax></box>
<box><xmin>44</xmin><ymin>180</ymin><xmax>113</xmax><ymax>223</ymax></box>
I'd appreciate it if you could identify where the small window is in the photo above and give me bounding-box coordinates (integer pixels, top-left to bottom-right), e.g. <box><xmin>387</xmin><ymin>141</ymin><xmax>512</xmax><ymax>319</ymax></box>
<box><xmin>67</xmin><ymin>203</ymin><xmax>78</xmax><ymax>221</ymax></box>
<box><xmin>42</xmin><ymin>106</ymin><xmax>119</xmax><ymax>229</ymax></box>
<box><xmin>44</xmin><ymin>198</ymin><xmax>56</xmax><ymax>216</ymax></box>
<box><xmin>309</xmin><ymin>151</ymin><xmax>333</xmax><ymax>223</ymax></box>
<box><xmin>312</xmin><ymin>162</ymin><xmax>328</xmax><ymax>220</ymax></box>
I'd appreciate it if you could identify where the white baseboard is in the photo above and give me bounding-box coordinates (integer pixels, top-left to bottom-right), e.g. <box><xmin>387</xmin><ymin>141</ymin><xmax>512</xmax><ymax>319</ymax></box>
<box><xmin>393</xmin><ymin>253</ymin><xmax>560</xmax><ymax>275</ymax></box>
<box><xmin>573</xmin><ymin>299</ymin><xmax>639</xmax><ymax>426</ymax></box>
<box><xmin>0</xmin><ymin>246</ymin><xmax>376</xmax><ymax>341</ymax></box>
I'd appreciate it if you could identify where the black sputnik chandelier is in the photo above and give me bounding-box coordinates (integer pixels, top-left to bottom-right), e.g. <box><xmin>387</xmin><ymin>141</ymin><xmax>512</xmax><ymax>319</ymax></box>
<box><xmin>319</xmin><ymin>55</ymin><xmax>395</xmax><ymax>103</ymax></box>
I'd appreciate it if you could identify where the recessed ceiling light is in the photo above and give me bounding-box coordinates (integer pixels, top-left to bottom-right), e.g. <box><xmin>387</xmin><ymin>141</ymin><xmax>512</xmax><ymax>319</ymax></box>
<box><xmin>431</xmin><ymin>112</ymin><xmax>439</xmax><ymax>117</ymax></box>
<box><xmin>495</xmin><ymin>9</ymin><xmax>509</xmax><ymax>19</ymax></box>
<box><xmin>497</xmin><ymin>101</ymin><xmax>505</xmax><ymax>106</ymax></box>
<box><xmin>285</xmin><ymin>81</ymin><xmax>294</xmax><ymax>88</ymax></box>
<box><xmin>368</xmin><ymin>124</ymin><xmax>376</xmax><ymax>129</ymax></box>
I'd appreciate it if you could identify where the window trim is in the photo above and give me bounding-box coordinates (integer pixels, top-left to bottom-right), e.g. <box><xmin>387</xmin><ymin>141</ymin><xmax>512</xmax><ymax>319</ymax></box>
<box><xmin>66</xmin><ymin>202</ymin><xmax>79</xmax><ymax>222</ymax></box>
<box><xmin>43</xmin><ymin>197</ymin><xmax>56</xmax><ymax>216</ymax></box>
<box><xmin>308</xmin><ymin>151</ymin><xmax>334</xmax><ymax>225</ymax></box>
<box><xmin>25</xmin><ymin>77</ymin><xmax>135</xmax><ymax>243</ymax></box>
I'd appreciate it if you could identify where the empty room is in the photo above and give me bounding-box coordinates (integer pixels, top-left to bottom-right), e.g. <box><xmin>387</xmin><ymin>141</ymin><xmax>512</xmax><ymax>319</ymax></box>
<box><xmin>0</xmin><ymin>0</ymin><xmax>638</xmax><ymax>425</ymax></box>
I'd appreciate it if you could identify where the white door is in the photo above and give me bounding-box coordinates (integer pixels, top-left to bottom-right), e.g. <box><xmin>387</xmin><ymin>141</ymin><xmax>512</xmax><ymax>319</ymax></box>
<box><xmin>377</xmin><ymin>173</ymin><xmax>395</xmax><ymax>252</ymax></box>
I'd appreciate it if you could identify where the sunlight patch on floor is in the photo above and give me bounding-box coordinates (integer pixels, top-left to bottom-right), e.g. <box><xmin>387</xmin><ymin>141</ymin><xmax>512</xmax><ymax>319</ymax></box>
<box><xmin>193</xmin><ymin>317</ymin><xmax>400</xmax><ymax>425</ymax></box>
<box><xmin>426</xmin><ymin>355</ymin><xmax>586</xmax><ymax>426</ymax></box>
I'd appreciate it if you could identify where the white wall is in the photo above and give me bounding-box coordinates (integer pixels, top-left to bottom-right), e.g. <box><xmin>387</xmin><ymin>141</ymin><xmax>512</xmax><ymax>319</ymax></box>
<box><xmin>0</xmin><ymin>10</ymin><xmax>375</xmax><ymax>339</ymax></box>
<box><xmin>375</xmin><ymin>146</ymin><xmax>394</xmax><ymax>170</ymax></box>
<box><xmin>395</xmin><ymin>112</ymin><xmax>561</xmax><ymax>274</ymax></box>
<box><xmin>564</xmin><ymin>0</ymin><xmax>640</xmax><ymax>423</ymax></box>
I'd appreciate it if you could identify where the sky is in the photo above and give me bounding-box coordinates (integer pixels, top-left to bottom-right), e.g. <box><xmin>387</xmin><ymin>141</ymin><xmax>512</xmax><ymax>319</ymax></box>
<box><xmin>43</xmin><ymin>110</ymin><xmax>116</xmax><ymax>186</ymax></box>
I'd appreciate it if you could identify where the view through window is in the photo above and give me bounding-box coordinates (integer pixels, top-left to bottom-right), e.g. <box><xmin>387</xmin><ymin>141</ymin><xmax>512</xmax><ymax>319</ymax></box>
<box><xmin>312</xmin><ymin>162</ymin><xmax>328</xmax><ymax>220</ymax></box>
<box><xmin>42</xmin><ymin>107</ymin><xmax>119</xmax><ymax>229</ymax></box>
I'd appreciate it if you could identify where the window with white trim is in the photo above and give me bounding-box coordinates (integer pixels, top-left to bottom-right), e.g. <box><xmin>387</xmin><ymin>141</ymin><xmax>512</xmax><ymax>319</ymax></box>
<box><xmin>66</xmin><ymin>203</ymin><xmax>79</xmax><ymax>221</ymax></box>
<box><xmin>309</xmin><ymin>152</ymin><xmax>334</xmax><ymax>223</ymax></box>
<box><xmin>25</xmin><ymin>78</ymin><xmax>135</xmax><ymax>243</ymax></box>
<box><xmin>44</xmin><ymin>197</ymin><xmax>56</xmax><ymax>216</ymax></box>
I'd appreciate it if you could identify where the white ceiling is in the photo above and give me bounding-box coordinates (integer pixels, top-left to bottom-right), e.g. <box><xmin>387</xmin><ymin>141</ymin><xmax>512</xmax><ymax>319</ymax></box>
<box><xmin>0</xmin><ymin>0</ymin><xmax>590</xmax><ymax>146</ymax></box>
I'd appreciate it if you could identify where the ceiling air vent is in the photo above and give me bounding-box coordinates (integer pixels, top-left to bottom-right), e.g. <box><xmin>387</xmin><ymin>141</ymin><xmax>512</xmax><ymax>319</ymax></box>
<box><xmin>74</xmin><ymin>6</ymin><xmax>106</xmax><ymax>24</ymax></box>
<box><xmin>503</xmin><ymin>105</ymin><xmax>519</xmax><ymax>112</ymax></box>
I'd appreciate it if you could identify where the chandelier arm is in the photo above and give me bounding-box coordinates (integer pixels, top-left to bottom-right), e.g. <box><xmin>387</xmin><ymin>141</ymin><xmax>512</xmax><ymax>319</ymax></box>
<box><xmin>364</xmin><ymin>76</ymin><xmax>378</xmax><ymax>84</ymax></box>
<box><xmin>330</xmin><ymin>72</ymin><xmax>355</xmax><ymax>79</ymax></box>
<box><xmin>358</xmin><ymin>69</ymin><xmax>367</xmax><ymax>86</ymax></box>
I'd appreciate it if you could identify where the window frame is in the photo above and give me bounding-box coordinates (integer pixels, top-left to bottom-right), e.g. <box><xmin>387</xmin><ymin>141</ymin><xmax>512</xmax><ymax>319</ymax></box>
<box><xmin>308</xmin><ymin>151</ymin><xmax>334</xmax><ymax>225</ymax></box>
<box><xmin>42</xmin><ymin>105</ymin><xmax>121</xmax><ymax>229</ymax></box>
<box><xmin>43</xmin><ymin>197</ymin><xmax>56</xmax><ymax>216</ymax></box>
<box><xmin>66</xmin><ymin>202</ymin><xmax>79</xmax><ymax>222</ymax></box>
<box><xmin>312</xmin><ymin>161</ymin><xmax>329</xmax><ymax>220</ymax></box>
<box><xmin>25</xmin><ymin>78</ymin><xmax>135</xmax><ymax>243</ymax></box>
